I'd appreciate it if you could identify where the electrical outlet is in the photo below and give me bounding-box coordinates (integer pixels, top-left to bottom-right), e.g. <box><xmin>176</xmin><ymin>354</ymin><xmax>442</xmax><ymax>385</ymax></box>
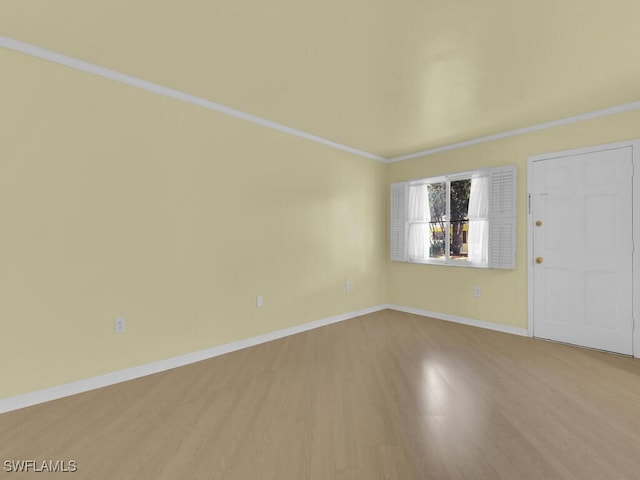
<box><xmin>474</xmin><ymin>286</ymin><xmax>481</xmax><ymax>298</ymax></box>
<box><xmin>115</xmin><ymin>317</ymin><xmax>125</xmax><ymax>334</ymax></box>
<box><xmin>345</xmin><ymin>281</ymin><xmax>352</xmax><ymax>293</ymax></box>
<box><xmin>256</xmin><ymin>295</ymin><xmax>264</xmax><ymax>307</ymax></box>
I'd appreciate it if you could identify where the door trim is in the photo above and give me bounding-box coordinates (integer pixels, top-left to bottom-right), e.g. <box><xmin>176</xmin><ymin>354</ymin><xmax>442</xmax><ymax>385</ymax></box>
<box><xmin>527</xmin><ymin>139</ymin><xmax>640</xmax><ymax>357</ymax></box>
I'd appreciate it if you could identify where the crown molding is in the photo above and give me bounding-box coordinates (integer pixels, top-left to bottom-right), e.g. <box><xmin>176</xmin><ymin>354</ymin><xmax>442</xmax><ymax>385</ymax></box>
<box><xmin>2</xmin><ymin>36</ymin><xmax>639</xmax><ymax>164</ymax></box>
<box><xmin>388</xmin><ymin>101</ymin><xmax>640</xmax><ymax>162</ymax></box>
<box><xmin>0</xmin><ymin>36</ymin><xmax>386</xmax><ymax>163</ymax></box>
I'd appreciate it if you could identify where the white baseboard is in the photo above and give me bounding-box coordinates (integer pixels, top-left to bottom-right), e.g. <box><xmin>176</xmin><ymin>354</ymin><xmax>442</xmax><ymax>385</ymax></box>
<box><xmin>0</xmin><ymin>305</ymin><xmax>387</xmax><ymax>414</ymax></box>
<box><xmin>0</xmin><ymin>303</ymin><xmax>527</xmax><ymax>414</ymax></box>
<box><xmin>384</xmin><ymin>304</ymin><xmax>529</xmax><ymax>337</ymax></box>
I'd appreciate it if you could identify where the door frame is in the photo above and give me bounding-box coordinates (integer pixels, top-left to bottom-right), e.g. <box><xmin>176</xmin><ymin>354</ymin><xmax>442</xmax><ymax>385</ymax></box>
<box><xmin>527</xmin><ymin>139</ymin><xmax>640</xmax><ymax>357</ymax></box>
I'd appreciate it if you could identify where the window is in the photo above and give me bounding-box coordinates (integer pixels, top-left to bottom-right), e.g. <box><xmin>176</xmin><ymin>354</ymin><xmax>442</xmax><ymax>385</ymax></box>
<box><xmin>390</xmin><ymin>166</ymin><xmax>517</xmax><ymax>269</ymax></box>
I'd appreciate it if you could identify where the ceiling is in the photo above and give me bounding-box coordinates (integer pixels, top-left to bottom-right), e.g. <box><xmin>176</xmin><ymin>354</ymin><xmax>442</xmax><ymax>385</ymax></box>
<box><xmin>1</xmin><ymin>0</ymin><xmax>639</xmax><ymax>159</ymax></box>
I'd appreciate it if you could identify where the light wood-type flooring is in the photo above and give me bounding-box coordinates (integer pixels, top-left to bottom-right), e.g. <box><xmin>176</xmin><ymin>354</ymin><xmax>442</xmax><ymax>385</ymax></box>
<box><xmin>2</xmin><ymin>309</ymin><xmax>640</xmax><ymax>479</ymax></box>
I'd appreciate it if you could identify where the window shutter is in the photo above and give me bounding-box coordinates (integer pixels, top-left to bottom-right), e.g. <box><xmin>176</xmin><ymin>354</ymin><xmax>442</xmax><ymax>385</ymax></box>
<box><xmin>390</xmin><ymin>182</ymin><xmax>409</xmax><ymax>262</ymax></box>
<box><xmin>488</xmin><ymin>166</ymin><xmax>517</xmax><ymax>269</ymax></box>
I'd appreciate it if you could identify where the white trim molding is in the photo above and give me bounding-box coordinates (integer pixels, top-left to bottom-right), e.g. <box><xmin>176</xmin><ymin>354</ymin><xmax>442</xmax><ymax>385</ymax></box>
<box><xmin>0</xmin><ymin>36</ymin><xmax>386</xmax><ymax>163</ymax></box>
<box><xmin>0</xmin><ymin>305</ymin><xmax>387</xmax><ymax>414</ymax></box>
<box><xmin>0</xmin><ymin>304</ymin><xmax>531</xmax><ymax>414</ymax></box>
<box><xmin>387</xmin><ymin>101</ymin><xmax>640</xmax><ymax>163</ymax></box>
<box><xmin>385</xmin><ymin>304</ymin><xmax>529</xmax><ymax>337</ymax></box>
<box><xmin>2</xmin><ymin>35</ymin><xmax>639</xmax><ymax>164</ymax></box>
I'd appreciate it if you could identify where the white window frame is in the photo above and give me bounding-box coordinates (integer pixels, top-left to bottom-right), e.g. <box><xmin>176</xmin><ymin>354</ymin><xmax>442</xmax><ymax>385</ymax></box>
<box><xmin>390</xmin><ymin>166</ymin><xmax>517</xmax><ymax>269</ymax></box>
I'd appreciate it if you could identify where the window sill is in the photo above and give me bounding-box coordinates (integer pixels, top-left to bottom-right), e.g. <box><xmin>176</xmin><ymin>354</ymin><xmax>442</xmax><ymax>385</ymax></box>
<box><xmin>407</xmin><ymin>259</ymin><xmax>489</xmax><ymax>269</ymax></box>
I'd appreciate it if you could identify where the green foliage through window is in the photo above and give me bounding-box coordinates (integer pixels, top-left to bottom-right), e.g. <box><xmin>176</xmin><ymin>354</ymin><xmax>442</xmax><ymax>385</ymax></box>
<box><xmin>427</xmin><ymin>180</ymin><xmax>471</xmax><ymax>258</ymax></box>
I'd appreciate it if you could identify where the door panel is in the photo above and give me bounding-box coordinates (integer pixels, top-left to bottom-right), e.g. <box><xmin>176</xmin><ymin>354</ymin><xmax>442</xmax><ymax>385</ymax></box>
<box><xmin>532</xmin><ymin>147</ymin><xmax>633</xmax><ymax>355</ymax></box>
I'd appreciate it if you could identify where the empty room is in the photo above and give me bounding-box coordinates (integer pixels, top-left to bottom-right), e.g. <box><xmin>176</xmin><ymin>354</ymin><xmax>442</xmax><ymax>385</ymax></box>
<box><xmin>1</xmin><ymin>0</ymin><xmax>640</xmax><ymax>478</ymax></box>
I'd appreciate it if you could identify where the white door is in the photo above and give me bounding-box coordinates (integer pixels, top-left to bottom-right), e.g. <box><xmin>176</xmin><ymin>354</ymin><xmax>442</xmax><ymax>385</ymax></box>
<box><xmin>531</xmin><ymin>147</ymin><xmax>634</xmax><ymax>354</ymax></box>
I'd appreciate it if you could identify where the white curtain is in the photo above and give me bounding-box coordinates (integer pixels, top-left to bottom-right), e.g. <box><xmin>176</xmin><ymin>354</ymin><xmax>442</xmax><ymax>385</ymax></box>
<box><xmin>467</xmin><ymin>176</ymin><xmax>489</xmax><ymax>264</ymax></box>
<box><xmin>407</xmin><ymin>184</ymin><xmax>431</xmax><ymax>261</ymax></box>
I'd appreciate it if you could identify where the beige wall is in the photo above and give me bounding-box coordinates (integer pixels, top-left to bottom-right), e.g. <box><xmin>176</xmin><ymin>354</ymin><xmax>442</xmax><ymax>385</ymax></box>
<box><xmin>3</xmin><ymin>0</ymin><xmax>639</xmax><ymax>158</ymax></box>
<box><xmin>2</xmin><ymin>42</ymin><xmax>640</xmax><ymax>401</ymax></box>
<box><xmin>0</xmin><ymin>49</ymin><xmax>388</xmax><ymax>399</ymax></box>
<box><xmin>388</xmin><ymin>109</ymin><xmax>640</xmax><ymax>329</ymax></box>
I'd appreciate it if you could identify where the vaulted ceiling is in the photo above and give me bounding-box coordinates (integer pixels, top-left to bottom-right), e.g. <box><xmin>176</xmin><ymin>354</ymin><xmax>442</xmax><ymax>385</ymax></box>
<box><xmin>1</xmin><ymin>0</ymin><xmax>639</xmax><ymax>159</ymax></box>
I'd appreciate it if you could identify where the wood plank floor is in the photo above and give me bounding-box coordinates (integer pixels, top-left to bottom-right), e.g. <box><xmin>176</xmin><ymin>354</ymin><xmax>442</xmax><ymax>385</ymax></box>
<box><xmin>2</xmin><ymin>309</ymin><xmax>640</xmax><ymax>479</ymax></box>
